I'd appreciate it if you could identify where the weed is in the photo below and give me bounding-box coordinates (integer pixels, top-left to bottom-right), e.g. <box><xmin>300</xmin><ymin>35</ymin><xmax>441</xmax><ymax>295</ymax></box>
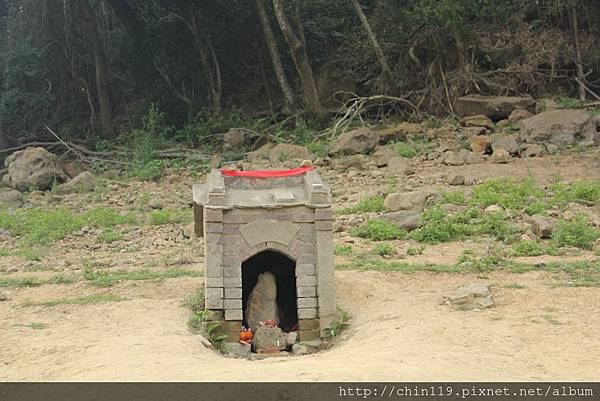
<box><xmin>511</xmin><ymin>240</ymin><xmax>545</xmax><ymax>256</ymax></box>
<box><xmin>334</xmin><ymin>245</ymin><xmax>353</xmax><ymax>256</ymax></box>
<box><xmin>351</xmin><ymin>220</ymin><xmax>406</xmax><ymax>241</ymax></box>
<box><xmin>183</xmin><ymin>287</ymin><xmax>205</xmax><ymax>312</ymax></box>
<box><xmin>550</xmin><ymin>180</ymin><xmax>600</xmax><ymax>206</ymax></box>
<box><xmin>551</xmin><ymin>215</ymin><xmax>600</xmax><ymax>250</ymax></box>
<box><xmin>470</xmin><ymin>178</ymin><xmax>544</xmax><ymax>210</ymax></box>
<box><xmin>149</xmin><ymin>209</ymin><xmax>191</xmax><ymax>225</ymax></box>
<box><xmin>338</xmin><ymin>196</ymin><xmax>386</xmax><ymax>215</ymax></box>
<box><xmin>557</xmin><ymin>96</ymin><xmax>583</xmax><ymax>109</ymax></box>
<box><xmin>440</xmin><ymin>191</ymin><xmax>466</xmax><ymax>205</ymax></box>
<box><xmin>21</xmin><ymin>294</ymin><xmax>125</xmax><ymax>307</ymax></box>
<box><xmin>390</xmin><ymin>141</ymin><xmax>422</xmax><ymax>158</ymax></box>
<box><xmin>0</xmin><ymin>277</ymin><xmax>43</xmax><ymax>288</ymax></box>
<box><xmin>373</xmin><ymin>243</ymin><xmax>394</xmax><ymax>256</ymax></box>
<box><xmin>14</xmin><ymin>248</ymin><xmax>47</xmax><ymax>261</ymax></box>
<box><xmin>206</xmin><ymin>321</ymin><xmax>228</xmax><ymax>350</ymax></box>
<box><xmin>0</xmin><ymin>208</ymin><xmax>82</xmax><ymax>246</ymax></box>
<box><xmin>323</xmin><ymin>307</ymin><xmax>350</xmax><ymax>338</ymax></box>
<box><xmin>83</xmin><ymin>207</ymin><xmax>137</xmax><ymax>227</ymax></box>
<box><xmin>97</xmin><ymin>229</ymin><xmax>123</xmax><ymax>244</ymax></box>
<box><xmin>406</xmin><ymin>244</ymin><xmax>426</xmax><ymax>256</ymax></box>
<box><xmin>188</xmin><ymin>310</ymin><xmax>208</xmax><ymax>330</ymax></box>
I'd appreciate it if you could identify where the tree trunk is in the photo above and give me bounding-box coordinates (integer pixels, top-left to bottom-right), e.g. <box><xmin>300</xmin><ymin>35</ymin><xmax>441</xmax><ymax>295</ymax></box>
<box><xmin>104</xmin><ymin>0</ymin><xmax>142</xmax><ymax>37</ymax></box>
<box><xmin>570</xmin><ymin>6</ymin><xmax>586</xmax><ymax>101</ymax></box>
<box><xmin>350</xmin><ymin>0</ymin><xmax>394</xmax><ymax>92</ymax></box>
<box><xmin>256</xmin><ymin>0</ymin><xmax>297</xmax><ymax>113</ymax></box>
<box><xmin>69</xmin><ymin>0</ymin><xmax>114</xmax><ymax>137</ymax></box>
<box><xmin>272</xmin><ymin>0</ymin><xmax>324</xmax><ymax>116</ymax></box>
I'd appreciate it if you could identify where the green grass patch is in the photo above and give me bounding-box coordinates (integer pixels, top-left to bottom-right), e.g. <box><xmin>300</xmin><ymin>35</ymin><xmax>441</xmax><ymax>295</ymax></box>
<box><xmin>14</xmin><ymin>248</ymin><xmax>47</xmax><ymax>261</ymax></box>
<box><xmin>97</xmin><ymin>228</ymin><xmax>123</xmax><ymax>244</ymax></box>
<box><xmin>511</xmin><ymin>240</ymin><xmax>545</xmax><ymax>256</ymax></box>
<box><xmin>337</xmin><ymin>196</ymin><xmax>386</xmax><ymax>215</ymax></box>
<box><xmin>183</xmin><ymin>287</ymin><xmax>205</xmax><ymax>312</ymax></box>
<box><xmin>551</xmin><ymin>215</ymin><xmax>600</xmax><ymax>250</ymax></box>
<box><xmin>550</xmin><ymin>180</ymin><xmax>600</xmax><ymax>206</ymax></box>
<box><xmin>470</xmin><ymin>178</ymin><xmax>545</xmax><ymax>210</ymax></box>
<box><xmin>440</xmin><ymin>191</ymin><xmax>466</xmax><ymax>205</ymax></box>
<box><xmin>406</xmin><ymin>244</ymin><xmax>426</xmax><ymax>256</ymax></box>
<box><xmin>373</xmin><ymin>243</ymin><xmax>394</xmax><ymax>256</ymax></box>
<box><xmin>84</xmin><ymin>267</ymin><xmax>202</xmax><ymax>287</ymax></box>
<box><xmin>334</xmin><ymin>245</ymin><xmax>353</xmax><ymax>256</ymax></box>
<box><xmin>0</xmin><ymin>277</ymin><xmax>43</xmax><ymax>287</ymax></box>
<box><xmin>350</xmin><ymin>219</ymin><xmax>406</xmax><ymax>241</ymax></box>
<box><xmin>149</xmin><ymin>209</ymin><xmax>191</xmax><ymax>225</ymax></box>
<box><xmin>21</xmin><ymin>294</ymin><xmax>126</xmax><ymax>307</ymax></box>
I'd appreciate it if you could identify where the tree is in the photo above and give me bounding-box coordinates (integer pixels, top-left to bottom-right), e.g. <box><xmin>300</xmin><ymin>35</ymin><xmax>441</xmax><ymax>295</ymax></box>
<box><xmin>256</xmin><ymin>0</ymin><xmax>297</xmax><ymax>113</ymax></box>
<box><xmin>67</xmin><ymin>0</ymin><xmax>115</xmax><ymax>137</ymax></box>
<box><xmin>272</xmin><ymin>0</ymin><xmax>324</xmax><ymax>116</ymax></box>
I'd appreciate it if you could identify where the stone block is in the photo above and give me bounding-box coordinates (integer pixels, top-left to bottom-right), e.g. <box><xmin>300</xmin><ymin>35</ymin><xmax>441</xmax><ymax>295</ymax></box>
<box><xmin>221</xmin><ymin>320</ymin><xmax>242</xmax><ymax>341</ymax></box>
<box><xmin>223</xmin><ymin>224</ymin><xmax>240</xmax><ymax>235</ymax></box>
<box><xmin>223</xmin><ymin>255</ymin><xmax>240</xmax><ymax>267</ymax></box>
<box><xmin>315</xmin><ymin>220</ymin><xmax>333</xmax><ymax>231</ymax></box>
<box><xmin>224</xmin><ymin>277</ymin><xmax>242</xmax><ymax>288</ymax></box>
<box><xmin>204</xmin><ymin>208</ymin><xmax>223</xmax><ymax>222</ymax></box>
<box><xmin>315</xmin><ymin>208</ymin><xmax>333</xmax><ymax>221</ymax></box>
<box><xmin>223</xmin><ymin>212</ymin><xmax>243</xmax><ymax>224</ymax></box>
<box><xmin>298</xmin><ymin>254</ymin><xmax>315</xmax><ymax>264</ymax></box>
<box><xmin>223</xmin><ymin>267</ymin><xmax>241</xmax><ymax>279</ymax></box>
<box><xmin>298</xmin><ymin>319</ymin><xmax>319</xmax><ymax>331</ymax></box>
<box><xmin>240</xmin><ymin>220</ymin><xmax>299</xmax><ymax>247</ymax></box>
<box><xmin>205</xmin><ymin>288</ymin><xmax>223</xmax><ymax>309</ymax></box>
<box><xmin>296</xmin><ymin>264</ymin><xmax>316</xmax><ymax>276</ymax></box>
<box><xmin>224</xmin><ymin>299</ymin><xmax>242</xmax><ymax>310</ymax></box>
<box><xmin>205</xmin><ymin>222</ymin><xmax>223</xmax><ymax>234</ymax></box>
<box><xmin>206</xmin><ymin>277</ymin><xmax>224</xmax><ymax>288</ymax></box>
<box><xmin>224</xmin><ymin>287</ymin><xmax>242</xmax><ymax>299</ymax></box>
<box><xmin>298</xmin><ymin>330</ymin><xmax>320</xmax><ymax>341</ymax></box>
<box><xmin>297</xmin><ymin>223</ymin><xmax>315</xmax><ymax>233</ymax></box>
<box><xmin>205</xmin><ymin>264</ymin><xmax>223</xmax><ymax>278</ymax></box>
<box><xmin>297</xmin><ymin>286</ymin><xmax>316</xmax><ymax>297</ymax></box>
<box><xmin>297</xmin><ymin>297</ymin><xmax>318</xmax><ymax>308</ymax></box>
<box><xmin>297</xmin><ymin>308</ymin><xmax>317</xmax><ymax>319</ymax></box>
<box><xmin>223</xmin><ymin>244</ymin><xmax>241</xmax><ymax>256</ymax></box>
<box><xmin>296</xmin><ymin>232</ymin><xmax>315</xmax><ymax>243</ymax></box>
<box><xmin>290</xmin><ymin>213</ymin><xmax>315</xmax><ymax>223</ymax></box>
<box><xmin>224</xmin><ymin>309</ymin><xmax>243</xmax><ymax>321</ymax></box>
<box><xmin>297</xmin><ymin>275</ymin><xmax>317</xmax><ymax>286</ymax></box>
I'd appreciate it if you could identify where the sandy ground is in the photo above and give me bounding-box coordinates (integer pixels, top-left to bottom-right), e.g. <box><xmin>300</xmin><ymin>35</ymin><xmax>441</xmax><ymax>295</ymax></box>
<box><xmin>2</xmin><ymin>270</ymin><xmax>599</xmax><ymax>382</ymax></box>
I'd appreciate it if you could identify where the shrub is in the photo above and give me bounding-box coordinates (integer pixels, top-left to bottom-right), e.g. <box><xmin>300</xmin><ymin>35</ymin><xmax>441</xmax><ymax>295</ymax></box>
<box><xmin>373</xmin><ymin>243</ymin><xmax>394</xmax><ymax>256</ymax></box>
<box><xmin>350</xmin><ymin>220</ymin><xmax>406</xmax><ymax>241</ymax></box>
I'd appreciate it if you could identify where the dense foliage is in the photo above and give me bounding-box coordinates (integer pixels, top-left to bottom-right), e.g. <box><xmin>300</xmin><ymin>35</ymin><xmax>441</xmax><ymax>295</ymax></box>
<box><xmin>0</xmin><ymin>0</ymin><xmax>599</xmax><ymax>148</ymax></box>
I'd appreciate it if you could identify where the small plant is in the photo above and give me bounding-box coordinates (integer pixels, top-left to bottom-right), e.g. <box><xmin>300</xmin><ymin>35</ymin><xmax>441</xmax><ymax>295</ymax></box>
<box><xmin>351</xmin><ymin>219</ymin><xmax>406</xmax><ymax>241</ymax></box>
<box><xmin>470</xmin><ymin>178</ymin><xmax>545</xmax><ymax>211</ymax></box>
<box><xmin>391</xmin><ymin>141</ymin><xmax>421</xmax><ymax>158</ymax></box>
<box><xmin>97</xmin><ymin>228</ymin><xmax>122</xmax><ymax>244</ymax></box>
<box><xmin>206</xmin><ymin>321</ymin><xmax>228</xmax><ymax>350</ymax></box>
<box><xmin>406</xmin><ymin>244</ymin><xmax>426</xmax><ymax>256</ymax></box>
<box><xmin>373</xmin><ymin>243</ymin><xmax>393</xmax><ymax>256</ymax></box>
<box><xmin>440</xmin><ymin>191</ymin><xmax>466</xmax><ymax>205</ymax></box>
<box><xmin>557</xmin><ymin>96</ymin><xmax>583</xmax><ymax>109</ymax></box>
<box><xmin>183</xmin><ymin>286</ymin><xmax>205</xmax><ymax>312</ymax></box>
<box><xmin>338</xmin><ymin>196</ymin><xmax>386</xmax><ymax>215</ymax></box>
<box><xmin>188</xmin><ymin>309</ymin><xmax>209</xmax><ymax>330</ymax></box>
<box><xmin>511</xmin><ymin>240</ymin><xmax>544</xmax><ymax>256</ymax></box>
<box><xmin>551</xmin><ymin>215</ymin><xmax>600</xmax><ymax>250</ymax></box>
<box><xmin>323</xmin><ymin>307</ymin><xmax>350</xmax><ymax>338</ymax></box>
<box><xmin>334</xmin><ymin>245</ymin><xmax>353</xmax><ymax>256</ymax></box>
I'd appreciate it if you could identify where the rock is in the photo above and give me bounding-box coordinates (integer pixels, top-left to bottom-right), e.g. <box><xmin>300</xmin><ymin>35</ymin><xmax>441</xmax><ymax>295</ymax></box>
<box><xmin>3</xmin><ymin>147</ymin><xmax>67</xmax><ymax>192</ymax></box>
<box><xmin>454</xmin><ymin>95</ymin><xmax>535</xmax><ymax>121</ymax></box>
<box><xmin>387</xmin><ymin>156</ymin><xmax>413</xmax><ymax>175</ymax></box>
<box><xmin>465</xmin><ymin>152</ymin><xmax>484</xmax><ymax>164</ymax></box>
<box><xmin>462</xmin><ymin>127</ymin><xmax>489</xmax><ymax>136</ymax></box>
<box><xmin>245</xmin><ymin>272</ymin><xmax>279</xmax><ymax>332</ymax></box>
<box><xmin>333</xmin><ymin>155</ymin><xmax>367</xmax><ymax>170</ymax></box>
<box><xmin>0</xmin><ymin>290</ymin><xmax>9</xmax><ymax>301</ymax></box>
<box><xmin>384</xmin><ymin>191</ymin><xmax>428</xmax><ymax>212</ymax></box>
<box><xmin>470</xmin><ymin>135</ymin><xmax>493</xmax><ymax>154</ymax></box>
<box><xmin>530</xmin><ymin>214</ymin><xmax>553</xmax><ymax>239</ymax></box>
<box><xmin>371</xmin><ymin>147</ymin><xmax>397</xmax><ymax>167</ymax></box>
<box><xmin>491</xmin><ymin>149</ymin><xmax>511</xmax><ymax>163</ymax></box>
<box><xmin>535</xmin><ymin>98</ymin><xmax>562</xmax><ymax>113</ymax></box>
<box><xmin>376</xmin><ymin>123</ymin><xmax>422</xmax><ymax>144</ymax></box>
<box><xmin>484</xmin><ymin>205</ymin><xmax>504</xmax><ymax>214</ymax></box>
<box><xmin>518</xmin><ymin>109</ymin><xmax>600</xmax><ymax>147</ymax></box>
<box><xmin>0</xmin><ymin>189</ymin><xmax>23</xmax><ymax>208</ymax></box>
<box><xmin>448</xmin><ymin>174</ymin><xmax>465</xmax><ymax>186</ymax></box>
<box><xmin>252</xmin><ymin>325</ymin><xmax>287</xmax><ymax>353</ymax></box>
<box><xmin>225</xmin><ymin>342</ymin><xmax>252</xmax><ymax>358</ymax></box>
<box><xmin>333</xmin><ymin>221</ymin><xmax>345</xmax><ymax>233</ymax></box>
<box><xmin>246</xmin><ymin>143</ymin><xmax>275</xmax><ymax>162</ymax></box>
<box><xmin>284</xmin><ymin>331</ymin><xmax>298</xmax><ymax>347</ymax></box>
<box><xmin>55</xmin><ymin>171</ymin><xmax>96</xmax><ymax>194</ymax></box>
<box><xmin>182</xmin><ymin>223</ymin><xmax>196</xmax><ymax>239</ymax></box>
<box><xmin>442</xmin><ymin>151</ymin><xmax>465</xmax><ymax>166</ymax></box>
<box><xmin>269</xmin><ymin>144</ymin><xmax>309</xmax><ymax>162</ymax></box>
<box><xmin>329</xmin><ymin>128</ymin><xmax>379</xmax><ymax>156</ymax></box>
<box><xmin>291</xmin><ymin>340</ymin><xmax>322</xmax><ymax>355</ymax></box>
<box><xmin>522</xmin><ymin>143</ymin><xmax>544</xmax><ymax>157</ymax></box>
<box><xmin>378</xmin><ymin>211</ymin><xmax>421</xmax><ymax>231</ymax></box>
<box><xmin>445</xmin><ymin>283</ymin><xmax>495</xmax><ymax>310</ymax></box>
<box><xmin>507</xmin><ymin>108</ymin><xmax>533</xmax><ymax>123</ymax></box>
<box><xmin>491</xmin><ymin>135</ymin><xmax>519</xmax><ymax>155</ymax></box>
<box><xmin>460</xmin><ymin>114</ymin><xmax>493</xmax><ymax>129</ymax></box>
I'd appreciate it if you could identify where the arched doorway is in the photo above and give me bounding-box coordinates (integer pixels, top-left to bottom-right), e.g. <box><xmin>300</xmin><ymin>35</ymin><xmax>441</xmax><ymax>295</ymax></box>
<box><xmin>241</xmin><ymin>250</ymin><xmax>298</xmax><ymax>332</ymax></box>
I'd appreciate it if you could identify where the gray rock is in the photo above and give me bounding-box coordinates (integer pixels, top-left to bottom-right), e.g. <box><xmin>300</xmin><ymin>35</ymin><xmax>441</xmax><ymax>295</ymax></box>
<box><xmin>387</xmin><ymin>156</ymin><xmax>413</xmax><ymax>175</ymax></box>
<box><xmin>384</xmin><ymin>191</ymin><xmax>428</xmax><ymax>212</ymax></box>
<box><xmin>225</xmin><ymin>342</ymin><xmax>252</xmax><ymax>358</ymax></box>
<box><xmin>448</xmin><ymin>174</ymin><xmax>465</xmax><ymax>186</ymax></box>
<box><xmin>465</xmin><ymin>152</ymin><xmax>484</xmax><ymax>164</ymax></box>
<box><xmin>484</xmin><ymin>205</ymin><xmax>504</xmax><ymax>214</ymax></box>
<box><xmin>333</xmin><ymin>155</ymin><xmax>367</xmax><ymax>170</ymax></box>
<box><xmin>269</xmin><ymin>144</ymin><xmax>309</xmax><ymax>162</ymax></box>
<box><xmin>518</xmin><ymin>109</ymin><xmax>600</xmax><ymax>147</ymax></box>
<box><xmin>284</xmin><ymin>331</ymin><xmax>298</xmax><ymax>347</ymax></box>
<box><xmin>445</xmin><ymin>283</ymin><xmax>494</xmax><ymax>310</ymax></box>
<box><xmin>371</xmin><ymin>147</ymin><xmax>397</xmax><ymax>167</ymax></box>
<box><xmin>443</xmin><ymin>151</ymin><xmax>465</xmax><ymax>166</ymax></box>
<box><xmin>56</xmin><ymin>171</ymin><xmax>96</xmax><ymax>194</ymax></box>
<box><xmin>291</xmin><ymin>340</ymin><xmax>322</xmax><ymax>355</ymax></box>
<box><xmin>460</xmin><ymin>114</ymin><xmax>493</xmax><ymax>129</ymax></box>
<box><xmin>329</xmin><ymin>128</ymin><xmax>379</xmax><ymax>156</ymax></box>
<box><xmin>531</xmin><ymin>214</ymin><xmax>553</xmax><ymax>239</ymax></box>
<box><xmin>491</xmin><ymin>149</ymin><xmax>511</xmax><ymax>163</ymax></box>
<box><xmin>378</xmin><ymin>211</ymin><xmax>421</xmax><ymax>231</ymax></box>
<box><xmin>455</xmin><ymin>95</ymin><xmax>535</xmax><ymax>121</ymax></box>
<box><xmin>0</xmin><ymin>189</ymin><xmax>23</xmax><ymax>208</ymax></box>
<box><xmin>252</xmin><ymin>325</ymin><xmax>287</xmax><ymax>352</ymax></box>
<box><xmin>507</xmin><ymin>108</ymin><xmax>533</xmax><ymax>123</ymax></box>
<box><xmin>522</xmin><ymin>143</ymin><xmax>544</xmax><ymax>157</ymax></box>
<box><xmin>492</xmin><ymin>135</ymin><xmax>519</xmax><ymax>155</ymax></box>
<box><xmin>245</xmin><ymin>272</ymin><xmax>279</xmax><ymax>332</ymax></box>
<box><xmin>3</xmin><ymin>147</ymin><xmax>67</xmax><ymax>192</ymax></box>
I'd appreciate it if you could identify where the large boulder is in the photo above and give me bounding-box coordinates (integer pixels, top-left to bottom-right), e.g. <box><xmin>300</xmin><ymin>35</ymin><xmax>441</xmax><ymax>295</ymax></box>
<box><xmin>55</xmin><ymin>171</ymin><xmax>96</xmax><ymax>194</ymax></box>
<box><xmin>376</xmin><ymin>123</ymin><xmax>423</xmax><ymax>144</ymax></box>
<box><xmin>378</xmin><ymin>210</ymin><xmax>421</xmax><ymax>231</ymax></box>
<box><xmin>251</xmin><ymin>325</ymin><xmax>287</xmax><ymax>353</ymax></box>
<box><xmin>384</xmin><ymin>191</ymin><xmax>429</xmax><ymax>212</ymax></box>
<box><xmin>518</xmin><ymin>109</ymin><xmax>600</xmax><ymax>147</ymax></box>
<box><xmin>329</xmin><ymin>128</ymin><xmax>379</xmax><ymax>156</ymax></box>
<box><xmin>387</xmin><ymin>156</ymin><xmax>413</xmax><ymax>175</ymax></box>
<box><xmin>0</xmin><ymin>189</ymin><xmax>23</xmax><ymax>208</ymax></box>
<box><xmin>491</xmin><ymin>135</ymin><xmax>519</xmax><ymax>155</ymax></box>
<box><xmin>269</xmin><ymin>143</ymin><xmax>309</xmax><ymax>162</ymax></box>
<box><xmin>444</xmin><ymin>283</ymin><xmax>495</xmax><ymax>310</ymax></box>
<box><xmin>460</xmin><ymin>114</ymin><xmax>493</xmax><ymax>130</ymax></box>
<box><xmin>3</xmin><ymin>147</ymin><xmax>67</xmax><ymax>192</ymax></box>
<box><xmin>245</xmin><ymin>272</ymin><xmax>279</xmax><ymax>332</ymax></box>
<box><xmin>455</xmin><ymin>95</ymin><xmax>535</xmax><ymax>121</ymax></box>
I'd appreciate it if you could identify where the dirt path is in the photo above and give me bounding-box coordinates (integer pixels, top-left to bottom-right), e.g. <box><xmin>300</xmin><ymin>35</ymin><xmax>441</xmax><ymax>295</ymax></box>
<box><xmin>2</xmin><ymin>270</ymin><xmax>599</xmax><ymax>381</ymax></box>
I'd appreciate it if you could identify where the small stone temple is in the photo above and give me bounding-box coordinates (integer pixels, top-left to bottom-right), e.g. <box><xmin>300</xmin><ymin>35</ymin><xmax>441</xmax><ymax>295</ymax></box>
<box><xmin>192</xmin><ymin>168</ymin><xmax>336</xmax><ymax>343</ymax></box>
